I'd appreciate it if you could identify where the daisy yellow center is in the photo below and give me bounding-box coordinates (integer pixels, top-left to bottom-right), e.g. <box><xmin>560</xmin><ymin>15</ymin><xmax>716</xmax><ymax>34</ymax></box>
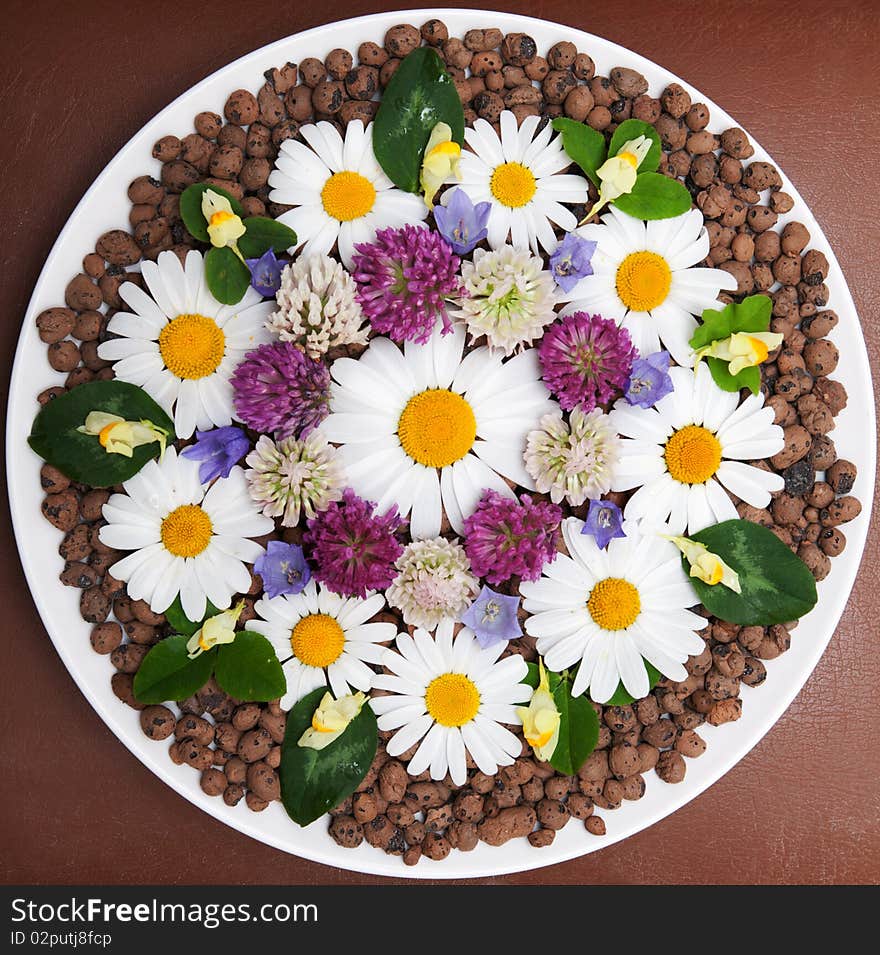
<box><xmin>664</xmin><ymin>425</ymin><xmax>722</xmax><ymax>484</ymax></box>
<box><xmin>587</xmin><ymin>577</ymin><xmax>641</xmax><ymax>631</ymax></box>
<box><xmin>320</xmin><ymin>171</ymin><xmax>376</xmax><ymax>222</ymax></box>
<box><xmin>160</xmin><ymin>504</ymin><xmax>213</xmax><ymax>558</ymax></box>
<box><xmin>290</xmin><ymin>613</ymin><xmax>345</xmax><ymax>668</ymax></box>
<box><xmin>490</xmin><ymin>162</ymin><xmax>537</xmax><ymax>208</ymax></box>
<box><xmin>615</xmin><ymin>251</ymin><xmax>672</xmax><ymax>312</ymax></box>
<box><xmin>425</xmin><ymin>673</ymin><xmax>481</xmax><ymax>727</ymax></box>
<box><xmin>158</xmin><ymin>313</ymin><xmax>225</xmax><ymax>380</ymax></box>
<box><xmin>398</xmin><ymin>389</ymin><xmax>477</xmax><ymax>468</ymax></box>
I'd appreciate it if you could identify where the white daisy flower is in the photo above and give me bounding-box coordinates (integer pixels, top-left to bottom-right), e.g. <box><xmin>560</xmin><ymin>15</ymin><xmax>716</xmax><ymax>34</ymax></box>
<box><xmin>246</xmin><ymin>579</ymin><xmax>397</xmax><ymax>710</ymax></box>
<box><xmin>521</xmin><ymin>517</ymin><xmax>706</xmax><ymax>703</ymax></box>
<box><xmin>559</xmin><ymin>206</ymin><xmax>738</xmax><ymax>366</ymax></box>
<box><xmin>98</xmin><ymin>250</ymin><xmax>273</xmax><ymax>440</ymax></box>
<box><xmin>99</xmin><ymin>448</ymin><xmax>273</xmax><ymax>621</ymax></box>
<box><xmin>457</xmin><ymin>111</ymin><xmax>588</xmax><ymax>256</ymax></box>
<box><xmin>371</xmin><ymin>619</ymin><xmax>531</xmax><ymax>785</ymax></box>
<box><xmin>268</xmin><ymin>120</ymin><xmax>428</xmax><ymax>268</ymax></box>
<box><xmin>610</xmin><ymin>362</ymin><xmax>785</xmax><ymax>534</ymax></box>
<box><xmin>319</xmin><ymin>320</ymin><xmax>559</xmax><ymax>538</ymax></box>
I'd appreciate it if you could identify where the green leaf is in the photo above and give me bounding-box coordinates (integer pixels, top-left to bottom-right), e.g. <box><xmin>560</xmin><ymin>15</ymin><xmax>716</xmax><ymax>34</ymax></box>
<box><xmin>237</xmin><ymin>217</ymin><xmax>297</xmax><ymax>259</ymax></box>
<box><xmin>132</xmin><ymin>636</ymin><xmax>216</xmax><ymax>705</ymax></box>
<box><xmin>28</xmin><ymin>380</ymin><xmax>174</xmax><ymax>487</ymax></box>
<box><xmin>690</xmin><ymin>295</ymin><xmax>772</xmax><ymax>350</ymax></box>
<box><xmin>164</xmin><ymin>596</ymin><xmax>219</xmax><ymax>638</ymax></box>
<box><xmin>215</xmin><ymin>631</ymin><xmax>286</xmax><ymax>702</ymax></box>
<box><xmin>615</xmin><ymin>171</ymin><xmax>692</xmax><ymax>220</ymax></box>
<box><xmin>179</xmin><ymin>182</ymin><xmax>244</xmax><ymax>243</ymax></box>
<box><xmin>552</xmin><ymin>117</ymin><xmax>607</xmax><ymax>186</ymax></box>
<box><xmin>688</xmin><ymin>519</ymin><xmax>818</xmax><ymax>625</ymax></box>
<box><xmin>205</xmin><ymin>246</ymin><xmax>251</xmax><ymax>305</ymax></box>
<box><xmin>608</xmin><ymin>118</ymin><xmax>661</xmax><ymax>173</ymax></box>
<box><xmin>603</xmin><ymin>661</ymin><xmax>663</xmax><ymax>706</ymax></box>
<box><xmin>706</xmin><ymin>357</ymin><xmax>762</xmax><ymax>395</ymax></box>
<box><xmin>549</xmin><ymin>682</ymin><xmax>600</xmax><ymax>775</ymax></box>
<box><xmin>373</xmin><ymin>46</ymin><xmax>464</xmax><ymax>193</ymax></box>
<box><xmin>279</xmin><ymin>687</ymin><xmax>378</xmax><ymax>827</ymax></box>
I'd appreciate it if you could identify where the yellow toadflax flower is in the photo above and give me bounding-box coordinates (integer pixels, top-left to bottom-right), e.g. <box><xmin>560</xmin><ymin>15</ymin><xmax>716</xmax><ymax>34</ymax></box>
<box><xmin>420</xmin><ymin>122</ymin><xmax>462</xmax><ymax>208</ymax></box>
<box><xmin>516</xmin><ymin>659</ymin><xmax>561</xmax><ymax>763</ymax></box>
<box><xmin>298</xmin><ymin>691</ymin><xmax>367</xmax><ymax>751</ymax></box>
<box><xmin>78</xmin><ymin>411</ymin><xmax>168</xmax><ymax>459</ymax></box>
<box><xmin>694</xmin><ymin>331</ymin><xmax>783</xmax><ymax>377</ymax></box>
<box><xmin>186</xmin><ymin>600</ymin><xmax>245</xmax><ymax>659</ymax></box>
<box><xmin>202</xmin><ymin>189</ymin><xmax>246</xmax><ymax>254</ymax></box>
<box><xmin>668</xmin><ymin>535</ymin><xmax>742</xmax><ymax>593</ymax></box>
<box><xmin>583</xmin><ymin>135</ymin><xmax>652</xmax><ymax>222</ymax></box>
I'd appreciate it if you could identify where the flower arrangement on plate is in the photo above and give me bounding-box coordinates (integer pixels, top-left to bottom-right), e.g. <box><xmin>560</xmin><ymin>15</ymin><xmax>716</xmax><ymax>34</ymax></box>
<box><xmin>26</xmin><ymin>21</ymin><xmax>862</xmax><ymax>866</ymax></box>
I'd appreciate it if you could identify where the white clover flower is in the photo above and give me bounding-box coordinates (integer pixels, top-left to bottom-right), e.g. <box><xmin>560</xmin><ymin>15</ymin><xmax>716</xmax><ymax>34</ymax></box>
<box><xmin>525</xmin><ymin>407</ymin><xmax>621</xmax><ymax>506</ymax></box>
<box><xmin>267</xmin><ymin>254</ymin><xmax>368</xmax><ymax>360</ymax></box>
<box><xmin>454</xmin><ymin>245</ymin><xmax>557</xmax><ymax>355</ymax></box>
<box><xmin>245</xmin><ymin>430</ymin><xmax>345</xmax><ymax>527</ymax></box>
<box><xmin>386</xmin><ymin>537</ymin><xmax>479</xmax><ymax>630</ymax></box>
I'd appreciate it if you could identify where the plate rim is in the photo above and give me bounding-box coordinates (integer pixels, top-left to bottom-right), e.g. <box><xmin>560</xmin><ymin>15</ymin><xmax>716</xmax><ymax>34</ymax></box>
<box><xmin>6</xmin><ymin>7</ymin><xmax>876</xmax><ymax>879</ymax></box>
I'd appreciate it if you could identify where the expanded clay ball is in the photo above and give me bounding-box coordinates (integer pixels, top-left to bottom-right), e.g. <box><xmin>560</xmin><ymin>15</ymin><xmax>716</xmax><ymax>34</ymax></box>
<box><xmin>384</xmin><ymin>24</ymin><xmax>420</xmax><ymax>58</ymax></box>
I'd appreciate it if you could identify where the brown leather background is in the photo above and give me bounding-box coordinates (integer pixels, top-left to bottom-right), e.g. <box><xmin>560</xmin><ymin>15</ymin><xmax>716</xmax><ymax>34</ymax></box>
<box><xmin>1</xmin><ymin>0</ymin><xmax>878</xmax><ymax>885</ymax></box>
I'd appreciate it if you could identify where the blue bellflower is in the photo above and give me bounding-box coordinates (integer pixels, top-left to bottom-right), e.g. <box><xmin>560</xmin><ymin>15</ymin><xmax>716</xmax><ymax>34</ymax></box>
<box><xmin>461</xmin><ymin>585</ymin><xmax>523</xmax><ymax>648</ymax></box>
<box><xmin>245</xmin><ymin>248</ymin><xmax>285</xmax><ymax>298</ymax></box>
<box><xmin>254</xmin><ymin>541</ymin><xmax>311</xmax><ymax>599</ymax></box>
<box><xmin>625</xmin><ymin>350</ymin><xmax>674</xmax><ymax>408</ymax></box>
<box><xmin>181</xmin><ymin>426</ymin><xmax>251</xmax><ymax>483</ymax></box>
<box><xmin>433</xmin><ymin>187</ymin><xmax>491</xmax><ymax>255</ymax></box>
<box><xmin>581</xmin><ymin>499</ymin><xmax>625</xmax><ymax>550</ymax></box>
<box><xmin>549</xmin><ymin>232</ymin><xmax>597</xmax><ymax>293</ymax></box>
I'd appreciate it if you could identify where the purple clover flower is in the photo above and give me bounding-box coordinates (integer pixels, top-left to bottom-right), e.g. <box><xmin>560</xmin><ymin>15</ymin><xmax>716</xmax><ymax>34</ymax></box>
<box><xmin>461</xmin><ymin>585</ymin><xmax>522</xmax><ymax>648</ymax></box>
<box><xmin>230</xmin><ymin>341</ymin><xmax>330</xmax><ymax>440</ymax></box>
<box><xmin>625</xmin><ymin>350</ymin><xmax>674</xmax><ymax>408</ymax></box>
<box><xmin>351</xmin><ymin>224</ymin><xmax>463</xmax><ymax>345</ymax></box>
<box><xmin>433</xmin><ymin>187</ymin><xmax>491</xmax><ymax>256</ymax></box>
<box><xmin>581</xmin><ymin>499</ymin><xmax>625</xmax><ymax>550</ymax></box>
<box><xmin>254</xmin><ymin>541</ymin><xmax>311</xmax><ymax>599</ymax></box>
<box><xmin>304</xmin><ymin>489</ymin><xmax>403</xmax><ymax>599</ymax></box>
<box><xmin>245</xmin><ymin>248</ymin><xmax>285</xmax><ymax>298</ymax></box>
<box><xmin>181</xmin><ymin>426</ymin><xmax>250</xmax><ymax>483</ymax></box>
<box><xmin>463</xmin><ymin>490</ymin><xmax>562</xmax><ymax>585</ymax></box>
<box><xmin>549</xmin><ymin>233</ymin><xmax>597</xmax><ymax>293</ymax></box>
<box><xmin>539</xmin><ymin>312</ymin><xmax>637</xmax><ymax>412</ymax></box>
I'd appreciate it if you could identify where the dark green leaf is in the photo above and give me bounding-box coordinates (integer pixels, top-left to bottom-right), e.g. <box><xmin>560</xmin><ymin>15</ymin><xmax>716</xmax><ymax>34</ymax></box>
<box><xmin>164</xmin><ymin>596</ymin><xmax>219</xmax><ymax>637</ymax></box>
<box><xmin>204</xmin><ymin>246</ymin><xmax>251</xmax><ymax>305</ymax></box>
<box><xmin>706</xmin><ymin>356</ymin><xmax>762</xmax><ymax>395</ymax></box>
<box><xmin>280</xmin><ymin>687</ymin><xmax>378</xmax><ymax>827</ymax></box>
<box><xmin>608</xmin><ymin>118</ymin><xmax>662</xmax><ymax>173</ymax></box>
<box><xmin>28</xmin><ymin>380</ymin><xmax>174</xmax><ymax>487</ymax></box>
<box><xmin>215</xmin><ymin>631</ymin><xmax>286</xmax><ymax>702</ymax></box>
<box><xmin>179</xmin><ymin>182</ymin><xmax>244</xmax><ymax>243</ymax></box>
<box><xmin>615</xmin><ymin>171</ymin><xmax>692</xmax><ymax>220</ymax></box>
<box><xmin>603</xmin><ymin>661</ymin><xmax>663</xmax><ymax>706</ymax></box>
<box><xmin>549</xmin><ymin>682</ymin><xmax>599</xmax><ymax>775</ymax></box>
<box><xmin>132</xmin><ymin>636</ymin><xmax>216</xmax><ymax>704</ymax></box>
<box><xmin>552</xmin><ymin>117</ymin><xmax>607</xmax><ymax>186</ymax></box>
<box><xmin>690</xmin><ymin>295</ymin><xmax>772</xmax><ymax>350</ymax></box>
<box><xmin>373</xmin><ymin>47</ymin><xmax>464</xmax><ymax>193</ymax></box>
<box><xmin>688</xmin><ymin>519</ymin><xmax>818</xmax><ymax>625</ymax></box>
<box><xmin>237</xmin><ymin>217</ymin><xmax>297</xmax><ymax>259</ymax></box>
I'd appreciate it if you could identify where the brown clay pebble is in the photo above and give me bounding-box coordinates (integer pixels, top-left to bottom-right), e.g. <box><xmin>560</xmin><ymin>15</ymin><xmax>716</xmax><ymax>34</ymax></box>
<box><xmin>139</xmin><ymin>705</ymin><xmax>175</xmax><ymax>740</ymax></box>
<box><xmin>528</xmin><ymin>828</ymin><xmax>556</xmax><ymax>848</ymax></box>
<box><xmin>37</xmin><ymin>307</ymin><xmax>76</xmax><ymax>344</ymax></box>
<box><xmin>223</xmin><ymin>784</ymin><xmax>246</xmax><ymax>807</ymax></box>
<box><xmin>90</xmin><ymin>621</ymin><xmax>122</xmax><ymax>654</ymax></box>
<box><xmin>225</xmin><ymin>89</ymin><xmax>259</xmax><ymax>125</ymax></box>
<box><xmin>238</xmin><ymin>728</ymin><xmax>273</xmax><ymax>763</ymax></box>
<box><xmin>247</xmin><ymin>761</ymin><xmax>281</xmax><ymax>802</ymax></box>
<box><xmin>477</xmin><ymin>806</ymin><xmax>537</xmax><ymax>846</ymax></box>
<box><xmin>200</xmin><ymin>768</ymin><xmax>227</xmax><ymax>797</ymax></box>
<box><xmin>655</xmin><ymin>750</ymin><xmax>687</xmax><ymax>784</ymax></box>
<box><xmin>585</xmin><ymin>816</ymin><xmax>606</xmax><ymax>836</ymax></box>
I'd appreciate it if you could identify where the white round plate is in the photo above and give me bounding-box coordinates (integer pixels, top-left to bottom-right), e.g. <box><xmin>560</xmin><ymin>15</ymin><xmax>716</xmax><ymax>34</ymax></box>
<box><xmin>7</xmin><ymin>8</ymin><xmax>875</xmax><ymax>879</ymax></box>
